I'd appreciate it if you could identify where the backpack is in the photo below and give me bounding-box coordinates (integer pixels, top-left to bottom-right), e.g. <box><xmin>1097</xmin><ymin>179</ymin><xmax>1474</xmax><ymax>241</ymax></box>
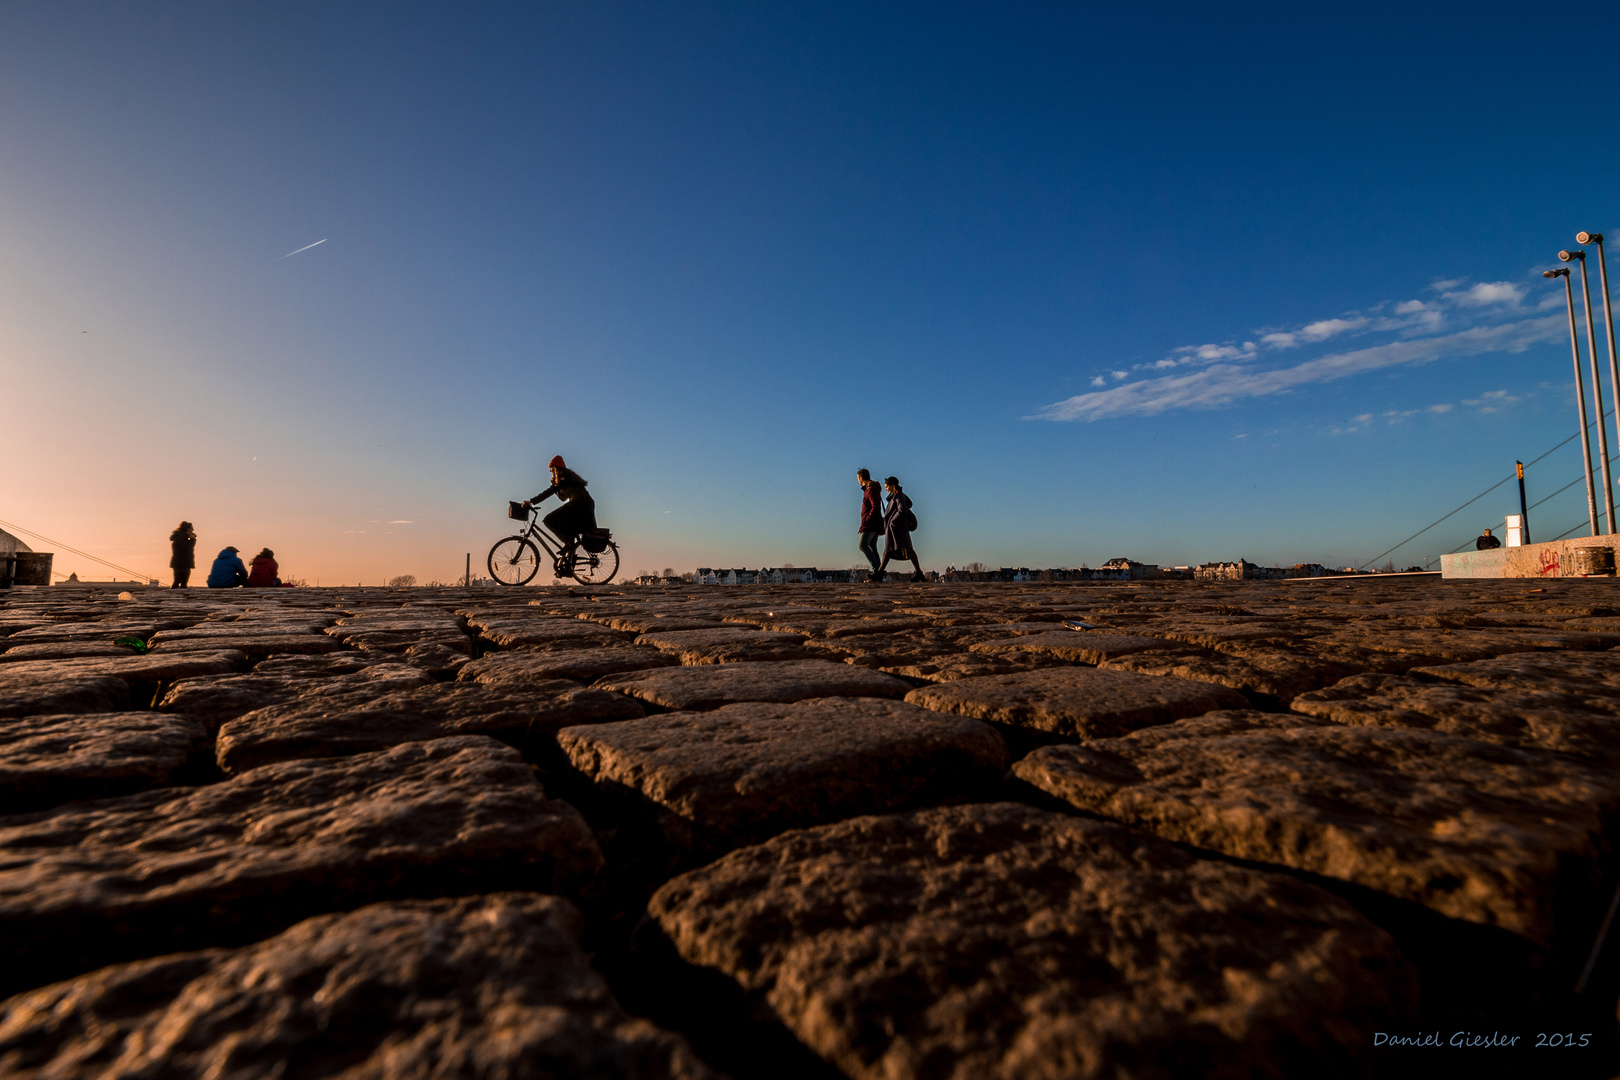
<box><xmin>903</xmin><ymin>508</ymin><xmax>919</xmax><ymax>532</ymax></box>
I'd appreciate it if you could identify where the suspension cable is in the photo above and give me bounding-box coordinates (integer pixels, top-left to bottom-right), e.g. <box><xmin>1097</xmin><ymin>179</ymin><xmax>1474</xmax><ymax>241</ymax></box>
<box><xmin>1359</xmin><ymin>410</ymin><xmax>1613</xmax><ymax>569</ymax></box>
<box><xmin>0</xmin><ymin>517</ymin><xmax>155</xmax><ymax>583</ymax></box>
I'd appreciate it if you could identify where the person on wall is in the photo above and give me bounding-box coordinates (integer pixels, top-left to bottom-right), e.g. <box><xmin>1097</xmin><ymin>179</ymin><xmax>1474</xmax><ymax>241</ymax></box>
<box><xmin>1476</xmin><ymin>528</ymin><xmax>1502</xmax><ymax>551</ymax></box>
<box><xmin>206</xmin><ymin>546</ymin><xmax>247</xmax><ymax>588</ymax></box>
<box><xmin>246</xmin><ymin>548</ymin><xmax>282</xmax><ymax>587</ymax></box>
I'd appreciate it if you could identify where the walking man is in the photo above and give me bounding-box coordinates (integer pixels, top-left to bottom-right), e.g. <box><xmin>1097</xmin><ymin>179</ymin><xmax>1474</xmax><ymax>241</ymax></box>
<box><xmin>857</xmin><ymin>468</ymin><xmax>883</xmax><ymax>575</ymax></box>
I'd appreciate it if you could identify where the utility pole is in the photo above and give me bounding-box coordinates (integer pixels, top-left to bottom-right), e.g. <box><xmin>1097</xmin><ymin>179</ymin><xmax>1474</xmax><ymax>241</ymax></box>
<box><xmin>465</xmin><ymin>553</ymin><xmax>471</xmax><ymax>587</ymax></box>
<box><xmin>1517</xmin><ymin>461</ymin><xmax>1530</xmax><ymax>544</ymax></box>
<box><xmin>1580</xmin><ymin>231</ymin><xmax>1620</xmax><ymax>522</ymax></box>
<box><xmin>1547</xmin><ymin>266</ymin><xmax>1601</xmax><ymax>536</ymax></box>
<box><xmin>1564</xmin><ymin>248</ymin><xmax>1616</xmax><ymax>532</ymax></box>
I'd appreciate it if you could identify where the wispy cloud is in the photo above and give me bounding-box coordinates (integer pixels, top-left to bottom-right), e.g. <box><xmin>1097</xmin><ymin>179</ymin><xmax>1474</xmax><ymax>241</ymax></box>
<box><xmin>1445</xmin><ymin>281</ymin><xmax>1523</xmax><ymax>307</ymax></box>
<box><xmin>1039</xmin><ymin>276</ymin><xmax>1551</xmax><ymax>422</ymax></box>
<box><xmin>278</xmin><ymin>238</ymin><xmax>327</xmax><ymax>260</ymax></box>
<box><xmin>388</xmin><ymin>520</ymin><xmax>414</xmax><ymax>524</ymax></box>
<box><xmin>1034</xmin><ymin>316</ymin><xmax>1561</xmax><ymax>421</ymax></box>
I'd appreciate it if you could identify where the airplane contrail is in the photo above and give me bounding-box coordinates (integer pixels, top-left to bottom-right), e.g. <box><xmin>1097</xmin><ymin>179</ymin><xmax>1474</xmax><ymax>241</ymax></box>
<box><xmin>278</xmin><ymin>238</ymin><xmax>327</xmax><ymax>259</ymax></box>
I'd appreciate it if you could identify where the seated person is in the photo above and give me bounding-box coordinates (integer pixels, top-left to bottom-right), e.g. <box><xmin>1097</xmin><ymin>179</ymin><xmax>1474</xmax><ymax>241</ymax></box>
<box><xmin>1476</xmin><ymin>528</ymin><xmax>1502</xmax><ymax>551</ymax></box>
<box><xmin>206</xmin><ymin>547</ymin><xmax>248</xmax><ymax>588</ymax></box>
<box><xmin>246</xmin><ymin>548</ymin><xmax>281</xmax><ymax>587</ymax></box>
<box><xmin>525</xmin><ymin>455</ymin><xmax>597</xmax><ymax>546</ymax></box>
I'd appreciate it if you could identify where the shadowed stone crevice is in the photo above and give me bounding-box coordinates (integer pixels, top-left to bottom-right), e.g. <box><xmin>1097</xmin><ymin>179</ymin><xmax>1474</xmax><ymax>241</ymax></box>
<box><xmin>607</xmin><ymin>917</ymin><xmax>850</xmax><ymax>1080</ymax></box>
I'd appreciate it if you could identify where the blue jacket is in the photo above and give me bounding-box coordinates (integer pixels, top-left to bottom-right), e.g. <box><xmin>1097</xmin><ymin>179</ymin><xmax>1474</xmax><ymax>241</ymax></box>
<box><xmin>206</xmin><ymin>549</ymin><xmax>247</xmax><ymax>588</ymax></box>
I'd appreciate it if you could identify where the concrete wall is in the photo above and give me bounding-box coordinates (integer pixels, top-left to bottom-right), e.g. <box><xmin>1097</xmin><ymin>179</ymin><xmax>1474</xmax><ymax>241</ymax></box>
<box><xmin>1441</xmin><ymin>533</ymin><xmax>1620</xmax><ymax>579</ymax></box>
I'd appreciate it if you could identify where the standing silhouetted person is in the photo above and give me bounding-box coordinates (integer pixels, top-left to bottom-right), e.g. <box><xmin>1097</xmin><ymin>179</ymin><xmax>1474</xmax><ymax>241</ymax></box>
<box><xmin>526</xmin><ymin>455</ymin><xmax>597</xmax><ymax>546</ymax></box>
<box><xmin>206</xmin><ymin>546</ymin><xmax>247</xmax><ymax>588</ymax></box>
<box><xmin>875</xmin><ymin>476</ymin><xmax>924</xmax><ymax>583</ymax></box>
<box><xmin>1476</xmin><ymin>528</ymin><xmax>1502</xmax><ymax>551</ymax></box>
<box><xmin>857</xmin><ymin>468</ymin><xmax>883</xmax><ymax>574</ymax></box>
<box><xmin>169</xmin><ymin>521</ymin><xmax>197</xmax><ymax>588</ymax></box>
<box><xmin>246</xmin><ymin>548</ymin><xmax>281</xmax><ymax>587</ymax></box>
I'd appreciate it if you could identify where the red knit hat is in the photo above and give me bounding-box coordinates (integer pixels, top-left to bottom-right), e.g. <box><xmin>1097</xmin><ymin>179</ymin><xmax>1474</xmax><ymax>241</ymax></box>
<box><xmin>549</xmin><ymin>455</ymin><xmax>566</xmax><ymax>469</ymax></box>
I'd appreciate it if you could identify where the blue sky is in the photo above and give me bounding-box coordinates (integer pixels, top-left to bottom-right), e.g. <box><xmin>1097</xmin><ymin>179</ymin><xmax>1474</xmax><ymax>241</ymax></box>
<box><xmin>4</xmin><ymin>2</ymin><xmax>1619</xmax><ymax>582</ymax></box>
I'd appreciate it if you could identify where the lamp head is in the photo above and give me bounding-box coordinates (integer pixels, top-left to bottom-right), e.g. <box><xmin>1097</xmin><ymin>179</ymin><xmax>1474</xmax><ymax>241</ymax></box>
<box><xmin>1545</xmin><ymin>268</ymin><xmax>1570</xmax><ymax>278</ymax></box>
<box><xmin>1560</xmin><ymin>249</ymin><xmax>1586</xmax><ymax>262</ymax></box>
<box><xmin>1578</xmin><ymin>231</ymin><xmax>1604</xmax><ymax>245</ymax></box>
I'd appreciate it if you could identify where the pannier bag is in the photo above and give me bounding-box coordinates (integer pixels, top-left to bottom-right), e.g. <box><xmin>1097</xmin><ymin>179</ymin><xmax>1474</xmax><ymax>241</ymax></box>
<box><xmin>508</xmin><ymin>501</ymin><xmax>529</xmax><ymax>521</ymax></box>
<box><xmin>582</xmin><ymin>528</ymin><xmax>611</xmax><ymax>553</ymax></box>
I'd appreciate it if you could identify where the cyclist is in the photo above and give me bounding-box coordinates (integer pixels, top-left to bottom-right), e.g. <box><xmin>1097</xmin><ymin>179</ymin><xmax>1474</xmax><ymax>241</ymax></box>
<box><xmin>525</xmin><ymin>455</ymin><xmax>597</xmax><ymax>548</ymax></box>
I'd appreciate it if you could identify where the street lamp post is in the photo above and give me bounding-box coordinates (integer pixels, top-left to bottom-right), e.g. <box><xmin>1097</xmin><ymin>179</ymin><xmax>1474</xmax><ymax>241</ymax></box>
<box><xmin>1562</xmin><ymin>249</ymin><xmax>1616</xmax><ymax>533</ymax></box>
<box><xmin>1546</xmin><ymin>267</ymin><xmax>1601</xmax><ymax>536</ymax></box>
<box><xmin>1578</xmin><ymin>231</ymin><xmax>1620</xmax><ymax>518</ymax></box>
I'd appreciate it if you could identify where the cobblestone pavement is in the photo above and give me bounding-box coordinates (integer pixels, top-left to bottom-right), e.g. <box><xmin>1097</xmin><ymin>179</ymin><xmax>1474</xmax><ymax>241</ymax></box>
<box><xmin>4</xmin><ymin>578</ymin><xmax>1620</xmax><ymax>1078</ymax></box>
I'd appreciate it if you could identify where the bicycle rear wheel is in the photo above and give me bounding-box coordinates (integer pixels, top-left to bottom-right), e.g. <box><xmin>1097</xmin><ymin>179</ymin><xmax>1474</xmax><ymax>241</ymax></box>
<box><xmin>571</xmin><ymin>540</ymin><xmax>619</xmax><ymax>585</ymax></box>
<box><xmin>488</xmin><ymin>536</ymin><xmax>541</xmax><ymax>586</ymax></box>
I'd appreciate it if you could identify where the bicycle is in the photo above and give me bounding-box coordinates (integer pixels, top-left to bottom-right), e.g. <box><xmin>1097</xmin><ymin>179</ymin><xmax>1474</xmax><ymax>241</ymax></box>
<box><xmin>488</xmin><ymin>501</ymin><xmax>619</xmax><ymax>586</ymax></box>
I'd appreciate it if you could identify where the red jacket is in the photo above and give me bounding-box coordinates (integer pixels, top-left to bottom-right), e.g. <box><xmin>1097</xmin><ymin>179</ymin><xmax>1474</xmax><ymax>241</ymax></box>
<box><xmin>859</xmin><ymin>481</ymin><xmax>883</xmax><ymax>532</ymax></box>
<box><xmin>246</xmin><ymin>556</ymin><xmax>280</xmax><ymax>587</ymax></box>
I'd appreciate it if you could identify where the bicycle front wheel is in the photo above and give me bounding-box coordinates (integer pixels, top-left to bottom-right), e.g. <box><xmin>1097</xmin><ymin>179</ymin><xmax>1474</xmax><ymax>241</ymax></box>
<box><xmin>488</xmin><ymin>536</ymin><xmax>542</xmax><ymax>586</ymax></box>
<box><xmin>571</xmin><ymin>540</ymin><xmax>619</xmax><ymax>585</ymax></box>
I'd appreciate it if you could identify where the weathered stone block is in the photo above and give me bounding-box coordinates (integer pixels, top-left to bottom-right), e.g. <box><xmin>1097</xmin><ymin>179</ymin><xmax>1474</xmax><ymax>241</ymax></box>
<box><xmin>558</xmin><ymin>697</ymin><xmax>1007</xmax><ymax>854</ymax></box>
<box><xmin>216</xmin><ymin>681</ymin><xmax>644</xmax><ymax>772</ymax></box>
<box><xmin>1012</xmin><ymin>711</ymin><xmax>1620</xmax><ymax>947</ymax></box>
<box><xmin>0</xmin><ymin>713</ymin><xmax>211</xmax><ymax>814</ymax></box>
<box><xmin>0</xmin><ymin>894</ymin><xmax>719</xmax><ymax>1079</ymax></box>
<box><xmin>906</xmin><ymin>666</ymin><xmax>1246</xmax><ymax>738</ymax></box>
<box><xmin>459</xmin><ymin>646</ymin><xmax>677</xmax><ymax>685</ymax></box>
<box><xmin>967</xmin><ymin>631</ymin><xmax>1173</xmax><ymax>664</ymax></box>
<box><xmin>648</xmin><ymin>803</ymin><xmax>1415</xmax><ymax>1080</ymax></box>
<box><xmin>635</xmin><ymin>627</ymin><xmax>817</xmax><ymax>664</ymax></box>
<box><xmin>596</xmin><ymin>660</ymin><xmax>911</xmax><ymax>711</ymax></box>
<box><xmin>1292</xmin><ymin>672</ymin><xmax>1620</xmax><ymax>761</ymax></box>
<box><xmin>0</xmin><ymin>737</ymin><xmax>603</xmax><ymax>994</ymax></box>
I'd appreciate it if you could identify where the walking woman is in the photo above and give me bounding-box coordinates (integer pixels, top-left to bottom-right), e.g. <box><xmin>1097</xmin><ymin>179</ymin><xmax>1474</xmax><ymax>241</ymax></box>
<box><xmin>169</xmin><ymin>521</ymin><xmax>197</xmax><ymax>588</ymax></box>
<box><xmin>875</xmin><ymin>476</ymin><xmax>925</xmax><ymax>583</ymax></box>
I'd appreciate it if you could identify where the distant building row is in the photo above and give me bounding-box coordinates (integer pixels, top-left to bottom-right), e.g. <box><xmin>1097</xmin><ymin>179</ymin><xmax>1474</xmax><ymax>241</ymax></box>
<box><xmin>1192</xmin><ymin>560</ymin><xmax>1334</xmax><ymax>581</ymax></box>
<box><xmin>629</xmin><ymin>558</ymin><xmax>1345</xmax><ymax>587</ymax></box>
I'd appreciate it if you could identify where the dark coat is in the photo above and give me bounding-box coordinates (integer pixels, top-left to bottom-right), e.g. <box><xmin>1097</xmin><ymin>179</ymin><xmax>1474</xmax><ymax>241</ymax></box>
<box><xmin>884</xmin><ymin>490</ymin><xmax>914</xmax><ymax>556</ymax></box>
<box><xmin>206</xmin><ymin>549</ymin><xmax>247</xmax><ymax>588</ymax></box>
<box><xmin>859</xmin><ymin>481</ymin><xmax>883</xmax><ymax>533</ymax></box>
<box><xmin>1476</xmin><ymin>534</ymin><xmax>1502</xmax><ymax>551</ymax></box>
<box><xmin>169</xmin><ymin>529</ymin><xmax>197</xmax><ymax>570</ymax></box>
<box><xmin>246</xmin><ymin>556</ymin><xmax>280</xmax><ymax>587</ymax></box>
<box><xmin>533</xmin><ymin>468</ymin><xmax>594</xmax><ymax>508</ymax></box>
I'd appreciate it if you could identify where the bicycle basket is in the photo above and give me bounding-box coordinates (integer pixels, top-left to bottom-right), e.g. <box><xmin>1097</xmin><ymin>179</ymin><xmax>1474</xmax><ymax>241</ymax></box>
<box><xmin>582</xmin><ymin>529</ymin><xmax>611</xmax><ymax>553</ymax></box>
<box><xmin>507</xmin><ymin>501</ymin><xmax>528</xmax><ymax>521</ymax></box>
